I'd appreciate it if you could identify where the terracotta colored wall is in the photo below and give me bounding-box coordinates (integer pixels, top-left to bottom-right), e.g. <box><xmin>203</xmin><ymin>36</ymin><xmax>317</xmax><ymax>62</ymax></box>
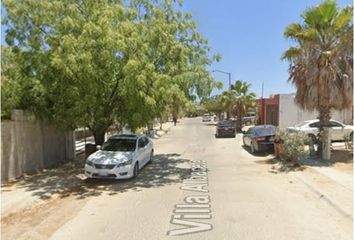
<box><xmin>257</xmin><ymin>95</ymin><xmax>280</xmax><ymax>125</ymax></box>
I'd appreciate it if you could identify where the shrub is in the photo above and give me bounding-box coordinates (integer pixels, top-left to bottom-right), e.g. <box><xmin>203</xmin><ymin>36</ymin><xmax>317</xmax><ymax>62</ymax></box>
<box><xmin>274</xmin><ymin>127</ymin><xmax>287</xmax><ymax>144</ymax></box>
<box><xmin>280</xmin><ymin>131</ymin><xmax>310</xmax><ymax>165</ymax></box>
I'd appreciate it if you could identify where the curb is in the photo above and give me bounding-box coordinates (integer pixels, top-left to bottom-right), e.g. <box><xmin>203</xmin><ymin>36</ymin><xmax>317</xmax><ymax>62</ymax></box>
<box><xmin>150</xmin><ymin>122</ymin><xmax>175</xmax><ymax>139</ymax></box>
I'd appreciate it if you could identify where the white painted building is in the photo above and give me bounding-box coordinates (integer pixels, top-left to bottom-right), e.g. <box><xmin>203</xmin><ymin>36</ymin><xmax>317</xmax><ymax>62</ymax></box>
<box><xmin>278</xmin><ymin>93</ymin><xmax>353</xmax><ymax>128</ymax></box>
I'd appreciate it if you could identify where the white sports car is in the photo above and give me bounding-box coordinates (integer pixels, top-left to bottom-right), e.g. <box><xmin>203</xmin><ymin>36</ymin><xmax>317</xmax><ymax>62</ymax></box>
<box><xmin>85</xmin><ymin>134</ymin><xmax>154</xmax><ymax>179</ymax></box>
<box><xmin>287</xmin><ymin>119</ymin><xmax>354</xmax><ymax>142</ymax></box>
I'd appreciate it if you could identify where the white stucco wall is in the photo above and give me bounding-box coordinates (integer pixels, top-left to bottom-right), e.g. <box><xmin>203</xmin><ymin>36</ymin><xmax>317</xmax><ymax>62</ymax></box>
<box><xmin>279</xmin><ymin>93</ymin><xmax>353</xmax><ymax>128</ymax></box>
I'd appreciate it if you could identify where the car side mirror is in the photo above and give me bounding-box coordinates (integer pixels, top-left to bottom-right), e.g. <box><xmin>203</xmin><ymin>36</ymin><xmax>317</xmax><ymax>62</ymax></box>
<box><xmin>96</xmin><ymin>145</ymin><xmax>101</xmax><ymax>150</ymax></box>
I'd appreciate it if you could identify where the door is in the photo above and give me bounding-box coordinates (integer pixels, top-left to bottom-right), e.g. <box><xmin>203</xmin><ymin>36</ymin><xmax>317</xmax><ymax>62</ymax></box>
<box><xmin>138</xmin><ymin>137</ymin><xmax>150</xmax><ymax>166</ymax></box>
<box><xmin>330</xmin><ymin>121</ymin><xmax>344</xmax><ymax>141</ymax></box>
<box><xmin>141</xmin><ymin>137</ymin><xmax>150</xmax><ymax>164</ymax></box>
<box><xmin>137</xmin><ymin>138</ymin><xmax>146</xmax><ymax>167</ymax></box>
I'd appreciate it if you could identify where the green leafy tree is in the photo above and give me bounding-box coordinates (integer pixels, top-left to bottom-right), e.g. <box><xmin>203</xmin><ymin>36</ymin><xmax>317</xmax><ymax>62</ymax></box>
<box><xmin>133</xmin><ymin>0</ymin><xmax>220</xmax><ymax>124</ymax></box>
<box><xmin>2</xmin><ymin>0</ymin><xmax>220</xmax><ymax>144</ymax></box>
<box><xmin>1</xmin><ymin>46</ymin><xmax>20</xmax><ymax>119</ymax></box>
<box><xmin>203</xmin><ymin>94</ymin><xmax>225</xmax><ymax>118</ymax></box>
<box><xmin>282</xmin><ymin>0</ymin><xmax>353</xmax><ymax>160</ymax></box>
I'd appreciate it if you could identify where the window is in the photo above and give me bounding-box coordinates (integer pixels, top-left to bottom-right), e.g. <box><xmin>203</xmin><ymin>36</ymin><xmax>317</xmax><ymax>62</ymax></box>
<box><xmin>142</xmin><ymin>137</ymin><xmax>149</xmax><ymax>146</ymax></box>
<box><xmin>295</xmin><ymin>121</ymin><xmax>310</xmax><ymax>127</ymax></box>
<box><xmin>255</xmin><ymin>127</ymin><xmax>275</xmax><ymax>136</ymax></box>
<box><xmin>102</xmin><ymin>139</ymin><xmax>136</xmax><ymax>152</ymax></box>
<box><xmin>309</xmin><ymin>122</ymin><xmax>320</xmax><ymax>128</ymax></box>
<box><xmin>330</xmin><ymin>121</ymin><xmax>343</xmax><ymax>128</ymax></box>
<box><xmin>138</xmin><ymin>138</ymin><xmax>145</xmax><ymax>148</ymax></box>
<box><xmin>218</xmin><ymin>121</ymin><xmax>232</xmax><ymax>127</ymax></box>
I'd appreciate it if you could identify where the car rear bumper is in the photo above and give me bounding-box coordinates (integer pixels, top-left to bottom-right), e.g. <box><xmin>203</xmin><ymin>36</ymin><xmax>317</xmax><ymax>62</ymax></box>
<box><xmin>217</xmin><ymin>130</ymin><xmax>236</xmax><ymax>137</ymax></box>
<box><xmin>84</xmin><ymin>164</ymin><xmax>134</xmax><ymax>179</ymax></box>
<box><xmin>255</xmin><ymin>142</ymin><xmax>274</xmax><ymax>151</ymax></box>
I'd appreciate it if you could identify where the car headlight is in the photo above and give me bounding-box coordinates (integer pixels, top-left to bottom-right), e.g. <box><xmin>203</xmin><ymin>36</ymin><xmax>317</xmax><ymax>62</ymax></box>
<box><xmin>119</xmin><ymin>159</ymin><xmax>133</xmax><ymax>167</ymax></box>
<box><xmin>86</xmin><ymin>160</ymin><xmax>94</xmax><ymax>167</ymax></box>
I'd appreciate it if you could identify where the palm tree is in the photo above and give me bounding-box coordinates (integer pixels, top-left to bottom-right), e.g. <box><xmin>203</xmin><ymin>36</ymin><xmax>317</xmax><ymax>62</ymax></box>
<box><xmin>221</xmin><ymin>90</ymin><xmax>234</xmax><ymax>119</ymax></box>
<box><xmin>282</xmin><ymin>0</ymin><xmax>353</xmax><ymax>160</ymax></box>
<box><xmin>221</xmin><ymin>80</ymin><xmax>256</xmax><ymax>124</ymax></box>
<box><xmin>230</xmin><ymin>80</ymin><xmax>256</xmax><ymax>126</ymax></box>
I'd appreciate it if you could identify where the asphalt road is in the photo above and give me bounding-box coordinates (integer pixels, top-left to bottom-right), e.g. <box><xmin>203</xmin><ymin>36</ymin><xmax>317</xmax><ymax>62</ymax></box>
<box><xmin>7</xmin><ymin>117</ymin><xmax>351</xmax><ymax>240</ymax></box>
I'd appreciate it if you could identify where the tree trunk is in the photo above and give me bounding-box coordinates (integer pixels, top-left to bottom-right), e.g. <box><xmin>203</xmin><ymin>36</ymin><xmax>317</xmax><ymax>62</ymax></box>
<box><xmin>237</xmin><ymin>112</ymin><xmax>243</xmax><ymax>131</ymax></box>
<box><xmin>322</xmin><ymin>127</ymin><xmax>331</xmax><ymax>161</ymax></box>
<box><xmin>92</xmin><ymin>130</ymin><xmax>106</xmax><ymax>145</ymax></box>
<box><xmin>160</xmin><ymin>118</ymin><xmax>163</xmax><ymax>130</ymax></box>
<box><xmin>319</xmin><ymin>107</ymin><xmax>331</xmax><ymax>161</ymax></box>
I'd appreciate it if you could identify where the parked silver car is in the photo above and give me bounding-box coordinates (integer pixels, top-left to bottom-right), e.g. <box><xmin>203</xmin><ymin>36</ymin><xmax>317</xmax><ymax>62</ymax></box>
<box><xmin>287</xmin><ymin>119</ymin><xmax>353</xmax><ymax>142</ymax></box>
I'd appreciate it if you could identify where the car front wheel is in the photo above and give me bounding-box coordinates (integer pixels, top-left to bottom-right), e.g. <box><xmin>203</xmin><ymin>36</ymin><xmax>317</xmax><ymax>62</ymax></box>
<box><xmin>132</xmin><ymin>162</ymin><xmax>139</xmax><ymax>178</ymax></box>
<box><xmin>148</xmin><ymin>150</ymin><xmax>154</xmax><ymax>163</ymax></box>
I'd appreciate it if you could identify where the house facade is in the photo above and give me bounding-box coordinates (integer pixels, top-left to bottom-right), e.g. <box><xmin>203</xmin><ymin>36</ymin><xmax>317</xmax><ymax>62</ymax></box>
<box><xmin>257</xmin><ymin>93</ymin><xmax>353</xmax><ymax>128</ymax></box>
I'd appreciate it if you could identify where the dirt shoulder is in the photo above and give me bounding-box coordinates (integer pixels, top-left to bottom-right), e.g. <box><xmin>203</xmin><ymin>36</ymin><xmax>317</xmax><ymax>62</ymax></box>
<box><xmin>254</xmin><ymin>148</ymin><xmax>353</xmax><ymax>222</ymax></box>
<box><xmin>2</xmin><ymin>194</ymin><xmax>88</xmax><ymax>240</ymax></box>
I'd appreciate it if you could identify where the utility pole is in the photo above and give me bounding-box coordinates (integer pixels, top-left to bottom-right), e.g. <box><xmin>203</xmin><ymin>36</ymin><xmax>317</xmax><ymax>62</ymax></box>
<box><xmin>212</xmin><ymin>69</ymin><xmax>231</xmax><ymax>89</ymax></box>
<box><xmin>212</xmin><ymin>69</ymin><xmax>232</xmax><ymax>119</ymax></box>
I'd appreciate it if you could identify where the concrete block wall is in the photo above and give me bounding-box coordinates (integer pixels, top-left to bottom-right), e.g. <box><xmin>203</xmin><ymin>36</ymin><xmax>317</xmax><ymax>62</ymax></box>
<box><xmin>1</xmin><ymin>110</ymin><xmax>75</xmax><ymax>183</ymax></box>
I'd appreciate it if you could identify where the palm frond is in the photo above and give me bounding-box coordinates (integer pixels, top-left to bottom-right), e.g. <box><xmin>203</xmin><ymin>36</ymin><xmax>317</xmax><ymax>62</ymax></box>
<box><xmin>281</xmin><ymin>47</ymin><xmax>300</xmax><ymax>61</ymax></box>
<box><xmin>284</xmin><ymin>23</ymin><xmax>303</xmax><ymax>40</ymax></box>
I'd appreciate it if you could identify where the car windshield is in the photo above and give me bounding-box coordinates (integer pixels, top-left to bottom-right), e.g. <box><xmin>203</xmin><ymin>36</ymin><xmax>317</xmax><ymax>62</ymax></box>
<box><xmin>254</xmin><ymin>126</ymin><xmax>275</xmax><ymax>136</ymax></box>
<box><xmin>218</xmin><ymin>121</ymin><xmax>232</xmax><ymax>127</ymax></box>
<box><xmin>101</xmin><ymin>138</ymin><xmax>136</xmax><ymax>152</ymax></box>
<box><xmin>294</xmin><ymin>121</ymin><xmax>310</xmax><ymax>127</ymax></box>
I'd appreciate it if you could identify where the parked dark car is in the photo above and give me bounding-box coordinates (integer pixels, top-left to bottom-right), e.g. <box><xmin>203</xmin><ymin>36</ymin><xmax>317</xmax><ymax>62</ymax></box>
<box><xmin>215</xmin><ymin>120</ymin><xmax>236</xmax><ymax>138</ymax></box>
<box><xmin>242</xmin><ymin>125</ymin><xmax>275</xmax><ymax>153</ymax></box>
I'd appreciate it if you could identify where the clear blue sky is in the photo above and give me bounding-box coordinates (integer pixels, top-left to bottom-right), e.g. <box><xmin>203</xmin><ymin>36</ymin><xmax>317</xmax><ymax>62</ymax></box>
<box><xmin>1</xmin><ymin>1</ymin><xmax>352</xmax><ymax>98</ymax></box>
<box><xmin>182</xmin><ymin>0</ymin><xmax>352</xmax><ymax>98</ymax></box>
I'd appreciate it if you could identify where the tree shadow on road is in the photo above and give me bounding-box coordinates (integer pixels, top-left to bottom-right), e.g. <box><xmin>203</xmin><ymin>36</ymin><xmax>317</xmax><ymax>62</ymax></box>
<box><xmin>3</xmin><ymin>153</ymin><xmax>191</xmax><ymax>201</ymax></box>
<box><xmin>77</xmin><ymin>153</ymin><xmax>190</xmax><ymax>199</ymax></box>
